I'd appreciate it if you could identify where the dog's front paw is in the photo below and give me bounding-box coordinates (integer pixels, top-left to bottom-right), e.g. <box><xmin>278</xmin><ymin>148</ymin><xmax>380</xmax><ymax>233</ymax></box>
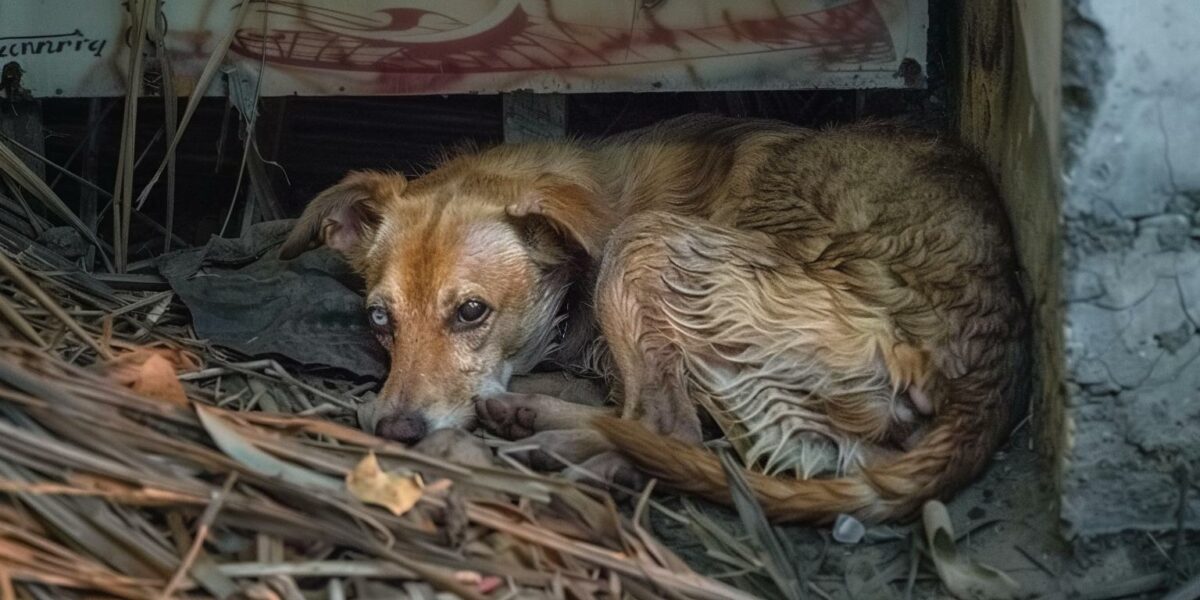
<box><xmin>474</xmin><ymin>393</ymin><xmax>539</xmax><ymax>439</ymax></box>
<box><xmin>474</xmin><ymin>391</ymin><xmax>613</xmax><ymax>440</ymax></box>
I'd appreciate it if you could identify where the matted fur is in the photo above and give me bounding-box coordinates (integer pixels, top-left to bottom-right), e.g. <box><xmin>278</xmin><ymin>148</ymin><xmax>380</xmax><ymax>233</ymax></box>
<box><xmin>285</xmin><ymin>114</ymin><xmax>1031</xmax><ymax>524</ymax></box>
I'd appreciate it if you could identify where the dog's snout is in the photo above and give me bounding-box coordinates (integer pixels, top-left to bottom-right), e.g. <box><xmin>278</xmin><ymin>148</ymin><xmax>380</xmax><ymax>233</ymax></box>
<box><xmin>375</xmin><ymin>411</ymin><xmax>428</xmax><ymax>444</ymax></box>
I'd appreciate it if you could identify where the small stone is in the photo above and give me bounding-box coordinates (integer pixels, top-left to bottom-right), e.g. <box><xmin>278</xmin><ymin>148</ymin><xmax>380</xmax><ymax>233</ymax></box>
<box><xmin>968</xmin><ymin>506</ymin><xmax>987</xmax><ymax>520</ymax></box>
<box><xmin>1139</xmin><ymin>214</ymin><xmax>1190</xmax><ymax>251</ymax></box>
<box><xmin>1083</xmin><ymin>380</ymin><xmax>1122</xmax><ymax>395</ymax></box>
<box><xmin>832</xmin><ymin>513</ymin><xmax>865</xmax><ymax>544</ymax></box>
<box><xmin>1067</xmin><ymin>270</ymin><xmax>1104</xmax><ymax>302</ymax></box>
<box><xmin>1155</xmin><ymin>321</ymin><xmax>1193</xmax><ymax>353</ymax></box>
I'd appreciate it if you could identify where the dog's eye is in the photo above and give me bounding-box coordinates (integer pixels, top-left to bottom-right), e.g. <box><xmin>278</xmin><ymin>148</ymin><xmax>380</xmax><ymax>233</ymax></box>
<box><xmin>368</xmin><ymin>306</ymin><xmax>390</xmax><ymax>328</ymax></box>
<box><xmin>455</xmin><ymin>299</ymin><xmax>489</xmax><ymax>325</ymax></box>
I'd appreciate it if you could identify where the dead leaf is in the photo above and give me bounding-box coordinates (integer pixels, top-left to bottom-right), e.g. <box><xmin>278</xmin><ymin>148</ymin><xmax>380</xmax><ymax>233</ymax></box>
<box><xmin>922</xmin><ymin>500</ymin><xmax>1023</xmax><ymax>600</ymax></box>
<box><xmin>103</xmin><ymin>347</ymin><xmax>199</xmax><ymax>406</ymax></box>
<box><xmin>346</xmin><ymin>452</ymin><xmax>424</xmax><ymax>516</ymax></box>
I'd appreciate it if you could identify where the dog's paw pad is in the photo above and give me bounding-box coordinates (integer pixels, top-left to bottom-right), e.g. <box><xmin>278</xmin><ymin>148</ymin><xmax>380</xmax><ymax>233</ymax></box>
<box><xmin>475</xmin><ymin>395</ymin><xmax>539</xmax><ymax>439</ymax></box>
<box><xmin>514</xmin><ymin>406</ymin><xmax>536</xmax><ymax>434</ymax></box>
<box><xmin>479</xmin><ymin>397</ymin><xmax>507</xmax><ymax>423</ymax></box>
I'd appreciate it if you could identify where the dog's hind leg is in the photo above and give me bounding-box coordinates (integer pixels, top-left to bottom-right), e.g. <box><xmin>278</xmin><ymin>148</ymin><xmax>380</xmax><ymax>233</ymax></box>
<box><xmin>596</xmin><ymin>211</ymin><xmax>912</xmax><ymax>478</ymax></box>
<box><xmin>592</xmin><ymin>212</ymin><xmax>718</xmax><ymax>448</ymax></box>
<box><xmin>484</xmin><ymin>211</ymin><xmax>912</xmax><ymax>488</ymax></box>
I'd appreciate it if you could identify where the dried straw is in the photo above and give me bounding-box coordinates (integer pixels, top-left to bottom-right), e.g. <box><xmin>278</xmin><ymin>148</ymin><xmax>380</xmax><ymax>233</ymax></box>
<box><xmin>0</xmin><ymin>237</ymin><xmax>751</xmax><ymax>599</ymax></box>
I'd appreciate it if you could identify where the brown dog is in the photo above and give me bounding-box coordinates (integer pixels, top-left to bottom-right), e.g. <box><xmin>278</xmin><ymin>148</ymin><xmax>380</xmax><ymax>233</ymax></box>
<box><xmin>280</xmin><ymin>114</ymin><xmax>1030</xmax><ymax>523</ymax></box>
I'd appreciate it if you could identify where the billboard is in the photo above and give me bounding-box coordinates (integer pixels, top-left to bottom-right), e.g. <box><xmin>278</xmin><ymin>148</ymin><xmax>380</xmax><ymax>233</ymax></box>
<box><xmin>0</xmin><ymin>0</ymin><xmax>926</xmax><ymax>97</ymax></box>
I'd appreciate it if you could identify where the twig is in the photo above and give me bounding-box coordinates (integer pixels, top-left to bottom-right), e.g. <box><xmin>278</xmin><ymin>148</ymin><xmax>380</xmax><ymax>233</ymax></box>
<box><xmin>297</xmin><ymin>403</ymin><xmax>348</xmax><ymax>417</ymax></box>
<box><xmin>1013</xmin><ymin>544</ymin><xmax>1055</xmax><ymax>577</ymax></box>
<box><xmin>1162</xmin><ymin>573</ymin><xmax>1200</xmax><ymax>600</ymax></box>
<box><xmin>0</xmin><ymin>132</ymin><xmax>114</xmax><ymax>203</ymax></box>
<box><xmin>133</xmin><ymin>0</ymin><xmax>253</xmax><ymax>211</ymax></box>
<box><xmin>633</xmin><ymin>478</ymin><xmax>657</xmax><ymax>528</ymax></box>
<box><xmin>1077</xmin><ymin>573</ymin><xmax>1168</xmax><ymax>600</ymax></box>
<box><xmin>0</xmin><ymin>252</ymin><xmax>111</xmax><ymax>359</ymax></box>
<box><xmin>1172</xmin><ymin>463</ymin><xmax>1191</xmax><ymax>574</ymax></box>
<box><xmin>47</xmin><ymin>98</ymin><xmax>117</xmax><ymax>190</ymax></box>
<box><xmin>0</xmin><ymin>136</ymin><xmax>114</xmax><ymax>271</ymax></box>
<box><xmin>217</xmin><ymin>561</ymin><xmax>415</xmax><ymax>579</ymax></box>
<box><xmin>807</xmin><ymin>581</ymin><xmax>834</xmax><ymax>600</ymax></box>
<box><xmin>0</xmin><ymin>566</ymin><xmax>13</xmax><ymax>600</ymax></box>
<box><xmin>148</xmin><ymin>0</ymin><xmax>179</xmax><ymax>254</ymax></box>
<box><xmin>1</xmin><ymin>175</ymin><xmax>42</xmax><ymax>236</ymax></box>
<box><xmin>0</xmin><ymin>292</ymin><xmax>45</xmax><ymax>347</ymax></box>
<box><xmin>159</xmin><ymin>472</ymin><xmax>239</xmax><ymax>599</ymax></box>
<box><xmin>904</xmin><ymin>531</ymin><xmax>920</xmax><ymax>600</ymax></box>
<box><xmin>955</xmin><ymin>517</ymin><xmax>1002</xmax><ymax>542</ymax></box>
<box><xmin>179</xmin><ymin>359</ymin><xmax>356</xmax><ymax>409</ymax></box>
<box><xmin>112</xmin><ymin>0</ymin><xmax>156</xmax><ymax>271</ymax></box>
<box><xmin>79</xmin><ymin>99</ymin><xmax>102</xmax><ymax>270</ymax></box>
<box><xmin>467</xmin><ymin>504</ymin><xmax>757</xmax><ymax>600</ymax></box>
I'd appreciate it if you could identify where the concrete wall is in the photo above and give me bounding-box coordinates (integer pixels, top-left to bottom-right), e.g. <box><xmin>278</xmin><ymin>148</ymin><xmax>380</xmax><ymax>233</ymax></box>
<box><xmin>1060</xmin><ymin>0</ymin><xmax>1200</xmax><ymax>536</ymax></box>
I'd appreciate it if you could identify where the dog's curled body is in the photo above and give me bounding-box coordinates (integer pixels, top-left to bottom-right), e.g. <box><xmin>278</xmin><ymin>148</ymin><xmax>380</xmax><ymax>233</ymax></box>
<box><xmin>281</xmin><ymin>114</ymin><xmax>1030</xmax><ymax>523</ymax></box>
<box><xmin>583</xmin><ymin>117</ymin><xmax>1030</xmax><ymax>521</ymax></box>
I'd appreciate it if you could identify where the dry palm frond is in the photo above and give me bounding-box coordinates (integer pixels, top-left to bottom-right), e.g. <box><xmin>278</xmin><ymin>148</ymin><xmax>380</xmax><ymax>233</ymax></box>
<box><xmin>133</xmin><ymin>0</ymin><xmax>253</xmax><ymax>213</ymax></box>
<box><xmin>0</xmin><ymin>140</ymin><xmax>113</xmax><ymax>272</ymax></box>
<box><xmin>0</xmin><ymin>239</ymin><xmax>749</xmax><ymax>600</ymax></box>
<box><xmin>111</xmin><ymin>0</ymin><xmax>157</xmax><ymax>272</ymax></box>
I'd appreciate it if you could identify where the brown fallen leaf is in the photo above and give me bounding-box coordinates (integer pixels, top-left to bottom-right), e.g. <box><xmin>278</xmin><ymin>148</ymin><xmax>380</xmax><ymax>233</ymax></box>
<box><xmin>923</xmin><ymin>500</ymin><xmax>1024</xmax><ymax>600</ymax></box>
<box><xmin>346</xmin><ymin>452</ymin><xmax>424</xmax><ymax>516</ymax></box>
<box><xmin>103</xmin><ymin>347</ymin><xmax>199</xmax><ymax>407</ymax></box>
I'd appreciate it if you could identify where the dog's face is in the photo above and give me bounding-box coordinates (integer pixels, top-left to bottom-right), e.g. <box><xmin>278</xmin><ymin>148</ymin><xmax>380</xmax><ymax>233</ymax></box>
<box><xmin>280</xmin><ymin>169</ymin><xmax>609</xmax><ymax>443</ymax></box>
<box><xmin>361</xmin><ymin>203</ymin><xmax>546</xmax><ymax>440</ymax></box>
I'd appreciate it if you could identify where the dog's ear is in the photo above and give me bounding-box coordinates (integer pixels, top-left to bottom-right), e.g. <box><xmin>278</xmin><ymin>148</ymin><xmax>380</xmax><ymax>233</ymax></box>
<box><xmin>279</xmin><ymin>170</ymin><xmax>405</xmax><ymax>261</ymax></box>
<box><xmin>505</xmin><ymin>175</ymin><xmax>614</xmax><ymax>259</ymax></box>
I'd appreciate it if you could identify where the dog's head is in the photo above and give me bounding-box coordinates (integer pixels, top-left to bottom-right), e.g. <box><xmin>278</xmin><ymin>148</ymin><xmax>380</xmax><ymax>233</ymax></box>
<box><xmin>280</xmin><ymin>165</ymin><xmax>611</xmax><ymax>443</ymax></box>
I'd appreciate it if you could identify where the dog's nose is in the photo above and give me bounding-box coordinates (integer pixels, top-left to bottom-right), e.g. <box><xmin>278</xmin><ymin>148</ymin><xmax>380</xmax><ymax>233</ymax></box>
<box><xmin>374</xmin><ymin>411</ymin><xmax>428</xmax><ymax>444</ymax></box>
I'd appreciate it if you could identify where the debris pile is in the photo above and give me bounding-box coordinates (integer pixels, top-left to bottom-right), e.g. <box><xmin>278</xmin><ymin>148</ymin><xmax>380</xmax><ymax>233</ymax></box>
<box><xmin>0</xmin><ymin>240</ymin><xmax>747</xmax><ymax>599</ymax></box>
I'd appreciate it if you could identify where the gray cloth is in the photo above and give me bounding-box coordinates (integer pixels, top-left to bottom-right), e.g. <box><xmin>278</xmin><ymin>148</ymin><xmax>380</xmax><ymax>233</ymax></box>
<box><xmin>156</xmin><ymin>220</ymin><xmax>386</xmax><ymax>378</ymax></box>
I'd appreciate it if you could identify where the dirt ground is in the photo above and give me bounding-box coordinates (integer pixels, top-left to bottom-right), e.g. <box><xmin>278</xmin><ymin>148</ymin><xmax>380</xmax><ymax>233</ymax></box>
<box><xmin>644</xmin><ymin>425</ymin><xmax>1198</xmax><ymax>600</ymax></box>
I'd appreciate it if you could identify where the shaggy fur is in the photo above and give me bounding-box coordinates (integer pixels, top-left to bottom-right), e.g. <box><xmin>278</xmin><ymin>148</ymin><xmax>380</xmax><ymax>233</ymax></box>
<box><xmin>281</xmin><ymin>114</ymin><xmax>1031</xmax><ymax>524</ymax></box>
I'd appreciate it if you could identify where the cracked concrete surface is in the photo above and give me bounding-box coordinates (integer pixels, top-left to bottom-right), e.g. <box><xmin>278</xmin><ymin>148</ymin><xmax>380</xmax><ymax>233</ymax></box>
<box><xmin>1061</xmin><ymin>0</ymin><xmax>1200</xmax><ymax>537</ymax></box>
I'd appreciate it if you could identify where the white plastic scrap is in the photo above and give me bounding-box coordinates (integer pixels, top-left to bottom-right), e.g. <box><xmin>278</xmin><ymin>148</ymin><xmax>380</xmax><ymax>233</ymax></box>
<box><xmin>832</xmin><ymin>513</ymin><xmax>865</xmax><ymax>544</ymax></box>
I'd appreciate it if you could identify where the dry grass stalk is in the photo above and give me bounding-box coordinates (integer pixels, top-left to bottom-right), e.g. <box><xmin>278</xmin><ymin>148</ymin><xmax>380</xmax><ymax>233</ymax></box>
<box><xmin>0</xmin><ymin>241</ymin><xmax>747</xmax><ymax>600</ymax></box>
<box><xmin>133</xmin><ymin>0</ymin><xmax>253</xmax><ymax>213</ymax></box>
<box><xmin>111</xmin><ymin>0</ymin><xmax>156</xmax><ymax>272</ymax></box>
<box><xmin>0</xmin><ymin>140</ymin><xmax>113</xmax><ymax>271</ymax></box>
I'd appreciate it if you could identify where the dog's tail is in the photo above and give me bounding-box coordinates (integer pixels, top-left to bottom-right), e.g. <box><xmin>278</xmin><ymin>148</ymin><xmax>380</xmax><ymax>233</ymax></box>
<box><xmin>593</xmin><ymin>405</ymin><xmax>999</xmax><ymax>523</ymax></box>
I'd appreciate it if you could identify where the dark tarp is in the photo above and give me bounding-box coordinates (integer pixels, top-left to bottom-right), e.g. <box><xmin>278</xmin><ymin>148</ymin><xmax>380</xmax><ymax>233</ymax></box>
<box><xmin>156</xmin><ymin>220</ymin><xmax>386</xmax><ymax>379</ymax></box>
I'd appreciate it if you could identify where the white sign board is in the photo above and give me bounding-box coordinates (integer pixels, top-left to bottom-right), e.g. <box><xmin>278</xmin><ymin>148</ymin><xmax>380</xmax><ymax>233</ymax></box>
<box><xmin>0</xmin><ymin>0</ymin><xmax>927</xmax><ymax>97</ymax></box>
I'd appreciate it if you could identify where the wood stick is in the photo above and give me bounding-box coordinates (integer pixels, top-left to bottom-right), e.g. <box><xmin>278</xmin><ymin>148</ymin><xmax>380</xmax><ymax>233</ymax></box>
<box><xmin>0</xmin><ymin>252</ymin><xmax>110</xmax><ymax>359</ymax></box>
